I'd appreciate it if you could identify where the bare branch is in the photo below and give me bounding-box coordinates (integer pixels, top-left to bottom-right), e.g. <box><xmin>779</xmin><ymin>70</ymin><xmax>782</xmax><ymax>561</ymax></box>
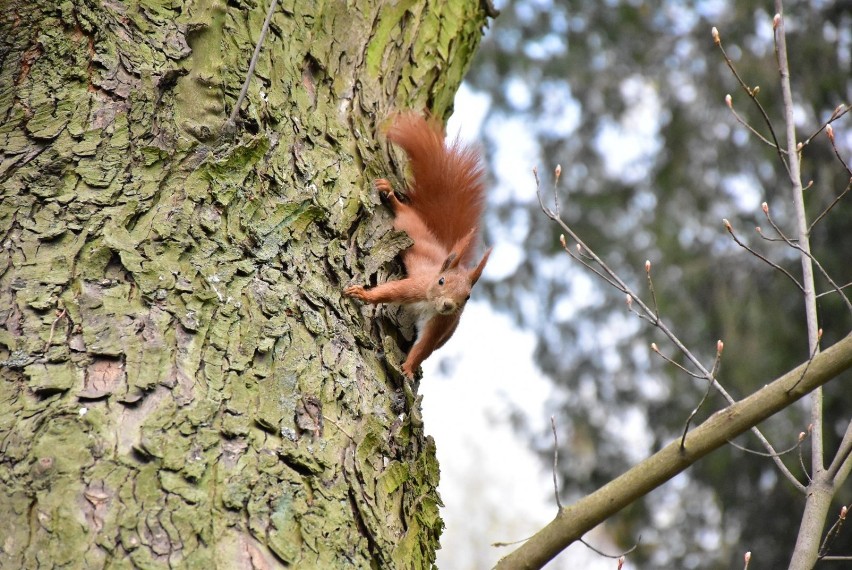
<box><xmin>493</xmin><ymin>333</ymin><xmax>852</xmax><ymax>570</ymax></box>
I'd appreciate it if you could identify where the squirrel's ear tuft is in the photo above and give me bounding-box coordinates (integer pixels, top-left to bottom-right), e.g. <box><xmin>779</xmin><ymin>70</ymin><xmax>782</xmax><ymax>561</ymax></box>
<box><xmin>448</xmin><ymin>228</ymin><xmax>477</xmax><ymax>268</ymax></box>
<box><xmin>469</xmin><ymin>248</ymin><xmax>492</xmax><ymax>286</ymax></box>
<box><xmin>440</xmin><ymin>252</ymin><xmax>458</xmax><ymax>272</ymax></box>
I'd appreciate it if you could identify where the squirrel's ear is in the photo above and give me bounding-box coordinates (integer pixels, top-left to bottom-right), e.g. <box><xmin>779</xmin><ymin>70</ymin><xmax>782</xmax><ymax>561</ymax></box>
<box><xmin>440</xmin><ymin>252</ymin><xmax>458</xmax><ymax>272</ymax></box>
<box><xmin>468</xmin><ymin>247</ymin><xmax>492</xmax><ymax>286</ymax></box>
<box><xmin>447</xmin><ymin>228</ymin><xmax>477</xmax><ymax>269</ymax></box>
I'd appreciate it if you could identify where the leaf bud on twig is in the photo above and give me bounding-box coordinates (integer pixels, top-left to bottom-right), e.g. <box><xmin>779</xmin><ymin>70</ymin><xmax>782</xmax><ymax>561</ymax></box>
<box><xmin>744</xmin><ymin>551</ymin><xmax>752</xmax><ymax>568</ymax></box>
<box><xmin>773</xmin><ymin>13</ymin><xmax>781</xmax><ymax>29</ymax></box>
<box><xmin>841</xmin><ymin>505</ymin><xmax>847</xmax><ymax>520</ymax></box>
<box><xmin>725</xmin><ymin>94</ymin><xmax>732</xmax><ymax>108</ymax></box>
<box><xmin>716</xmin><ymin>340</ymin><xmax>724</xmax><ymax>355</ymax></box>
<box><xmin>555</xmin><ymin>164</ymin><xmax>562</xmax><ymax>178</ymax></box>
<box><xmin>644</xmin><ymin>260</ymin><xmax>651</xmax><ymax>273</ymax></box>
<box><xmin>761</xmin><ymin>202</ymin><xmax>769</xmax><ymax>214</ymax></box>
<box><xmin>722</xmin><ymin>218</ymin><xmax>732</xmax><ymax>231</ymax></box>
<box><xmin>711</xmin><ymin>27</ymin><xmax>720</xmax><ymax>45</ymax></box>
<box><xmin>827</xmin><ymin>125</ymin><xmax>834</xmax><ymax>143</ymax></box>
<box><xmin>798</xmin><ymin>431</ymin><xmax>806</xmax><ymax>442</ymax></box>
<box><xmin>626</xmin><ymin>294</ymin><xmax>633</xmax><ymax>309</ymax></box>
<box><xmin>651</xmin><ymin>342</ymin><xmax>659</xmax><ymax>353</ymax></box>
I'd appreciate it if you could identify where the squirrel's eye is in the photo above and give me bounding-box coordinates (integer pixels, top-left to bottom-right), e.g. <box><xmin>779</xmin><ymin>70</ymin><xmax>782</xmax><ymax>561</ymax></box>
<box><xmin>438</xmin><ymin>277</ymin><xmax>445</xmax><ymax>286</ymax></box>
<box><xmin>465</xmin><ymin>295</ymin><xmax>471</xmax><ymax>301</ymax></box>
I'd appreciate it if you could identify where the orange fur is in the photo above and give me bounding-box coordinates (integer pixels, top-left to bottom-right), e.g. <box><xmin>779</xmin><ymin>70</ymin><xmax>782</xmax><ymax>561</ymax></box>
<box><xmin>345</xmin><ymin>113</ymin><xmax>491</xmax><ymax>378</ymax></box>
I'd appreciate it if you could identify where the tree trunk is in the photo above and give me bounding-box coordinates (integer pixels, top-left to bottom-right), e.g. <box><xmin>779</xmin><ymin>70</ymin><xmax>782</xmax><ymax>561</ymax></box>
<box><xmin>0</xmin><ymin>1</ymin><xmax>488</xmax><ymax>567</ymax></box>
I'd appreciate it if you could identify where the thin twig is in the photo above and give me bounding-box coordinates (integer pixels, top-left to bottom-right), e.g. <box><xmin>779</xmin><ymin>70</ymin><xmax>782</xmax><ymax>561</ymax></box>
<box><xmin>809</xmin><ymin>181</ymin><xmax>852</xmax><ymax>232</ymax></box>
<box><xmin>761</xmin><ymin>204</ymin><xmax>852</xmax><ymax>314</ymax></box>
<box><xmin>680</xmin><ymin>377</ymin><xmax>716</xmax><ymax>451</ymax></box>
<box><xmin>226</xmin><ymin>0</ymin><xmax>280</xmax><ymax>128</ymax></box>
<box><xmin>755</xmin><ymin>226</ymin><xmax>790</xmax><ymax>243</ymax></box>
<box><xmin>827</xmin><ymin>420</ymin><xmax>852</xmax><ymax>481</ymax></box>
<box><xmin>322</xmin><ymin>415</ymin><xmax>354</xmax><ymax>440</ymax></box>
<box><xmin>45</xmin><ymin>308</ymin><xmax>67</xmax><ymax>351</ymax></box>
<box><xmin>726</xmin><ymin>95</ymin><xmax>780</xmax><ymax>149</ymax></box>
<box><xmin>723</xmin><ymin>219</ymin><xmax>804</xmax><ymax>292</ymax></box>
<box><xmin>727</xmin><ymin>426</ymin><xmax>809</xmax><ymax>459</ymax></box>
<box><xmin>651</xmin><ymin>343</ymin><xmax>704</xmax><ymax>380</ymax></box>
<box><xmin>798</xmin><ymin>436</ymin><xmax>812</xmax><ymax>484</ymax></box>
<box><xmin>789</xmin><ymin>329</ymin><xmax>823</xmax><ymax>392</ymax></box>
<box><xmin>680</xmin><ymin>340</ymin><xmax>726</xmax><ymax>449</ymax></box>
<box><xmin>551</xmin><ymin>416</ymin><xmax>562</xmax><ymax>510</ymax></box>
<box><xmin>577</xmin><ymin>536</ymin><xmax>641</xmax><ymax>560</ymax></box>
<box><xmin>824</xmin><ymin>126</ymin><xmax>852</xmax><ymax>177</ymax></box>
<box><xmin>645</xmin><ymin>261</ymin><xmax>660</xmax><ymax>320</ymax></box>
<box><xmin>801</xmin><ymin>104</ymin><xmax>851</xmax><ymax>148</ymax></box>
<box><xmin>817</xmin><ymin>504</ymin><xmax>849</xmax><ymax>558</ymax></box>
<box><xmin>714</xmin><ymin>27</ymin><xmax>789</xmax><ymax>174</ymax></box>
<box><xmin>817</xmin><ymin>283</ymin><xmax>852</xmax><ymax>299</ymax></box>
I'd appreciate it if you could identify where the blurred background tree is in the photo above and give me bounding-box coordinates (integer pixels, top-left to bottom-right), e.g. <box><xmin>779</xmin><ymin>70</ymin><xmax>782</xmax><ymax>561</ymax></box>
<box><xmin>465</xmin><ymin>1</ymin><xmax>852</xmax><ymax>567</ymax></box>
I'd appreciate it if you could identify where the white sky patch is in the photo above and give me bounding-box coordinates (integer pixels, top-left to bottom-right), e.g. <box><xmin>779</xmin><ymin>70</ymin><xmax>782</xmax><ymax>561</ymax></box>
<box><xmin>537</xmin><ymin>80</ymin><xmax>582</xmax><ymax>138</ymax></box>
<box><xmin>722</xmin><ymin>173</ymin><xmax>762</xmax><ymax>213</ymax></box>
<box><xmin>594</xmin><ymin>75</ymin><xmax>663</xmax><ymax>184</ymax></box>
<box><xmin>486</xmin><ymin>115</ymin><xmax>542</xmax><ymax>204</ymax></box>
<box><xmin>485</xmin><ymin>240</ymin><xmax>524</xmax><ymax>280</ymax></box>
<box><xmin>448</xmin><ymin>84</ymin><xmax>491</xmax><ymax>142</ymax></box>
<box><xmin>505</xmin><ymin>75</ymin><xmax>534</xmax><ymax>111</ymax></box>
<box><xmin>421</xmin><ymin>303</ymin><xmax>614</xmax><ymax>570</ymax></box>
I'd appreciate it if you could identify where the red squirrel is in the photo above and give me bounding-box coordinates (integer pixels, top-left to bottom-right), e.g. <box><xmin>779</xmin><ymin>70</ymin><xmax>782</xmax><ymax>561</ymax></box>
<box><xmin>345</xmin><ymin>113</ymin><xmax>491</xmax><ymax>378</ymax></box>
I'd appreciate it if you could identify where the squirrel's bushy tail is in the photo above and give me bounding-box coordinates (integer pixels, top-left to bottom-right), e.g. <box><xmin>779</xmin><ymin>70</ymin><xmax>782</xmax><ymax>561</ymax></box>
<box><xmin>387</xmin><ymin>113</ymin><xmax>486</xmax><ymax>266</ymax></box>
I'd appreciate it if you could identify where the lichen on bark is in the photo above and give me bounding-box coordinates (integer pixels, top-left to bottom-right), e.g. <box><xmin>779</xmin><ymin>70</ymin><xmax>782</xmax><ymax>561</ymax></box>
<box><xmin>0</xmin><ymin>0</ymin><xmax>489</xmax><ymax>567</ymax></box>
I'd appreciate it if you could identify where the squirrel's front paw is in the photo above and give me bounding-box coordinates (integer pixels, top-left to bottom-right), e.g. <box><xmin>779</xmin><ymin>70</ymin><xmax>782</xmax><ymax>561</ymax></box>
<box><xmin>401</xmin><ymin>363</ymin><xmax>416</xmax><ymax>380</ymax></box>
<box><xmin>344</xmin><ymin>285</ymin><xmax>367</xmax><ymax>301</ymax></box>
<box><xmin>373</xmin><ymin>178</ymin><xmax>393</xmax><ymax>195</ymax></box>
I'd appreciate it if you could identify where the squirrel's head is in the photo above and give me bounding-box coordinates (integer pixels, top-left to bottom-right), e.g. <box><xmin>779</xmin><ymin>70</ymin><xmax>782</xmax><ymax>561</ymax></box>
<box><xmin>428</xmin><ymin>245</ymin><xmax>492</xmax><ymax>315</ymax></box>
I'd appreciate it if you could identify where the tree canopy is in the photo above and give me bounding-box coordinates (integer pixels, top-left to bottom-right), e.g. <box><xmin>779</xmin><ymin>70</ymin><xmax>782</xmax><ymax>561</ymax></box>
<box><xmin>467</xmin><ymin>1</ymin><xmax>852</xmax><ymax>566</ymax></box>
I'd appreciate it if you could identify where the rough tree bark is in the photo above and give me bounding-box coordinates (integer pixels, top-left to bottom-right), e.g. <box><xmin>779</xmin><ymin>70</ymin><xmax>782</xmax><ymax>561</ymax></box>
<box><xmin>0</xmin><ymin>1</ymin><xmax>489</xmax><ymax>567</ymax></box>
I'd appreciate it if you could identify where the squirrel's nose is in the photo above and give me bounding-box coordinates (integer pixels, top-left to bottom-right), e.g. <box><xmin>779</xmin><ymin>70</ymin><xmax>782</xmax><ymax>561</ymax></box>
<box><xmin>439</xmin><ymin>300</ymin><xmax>457</xmax><ymax>314</ymax></box>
